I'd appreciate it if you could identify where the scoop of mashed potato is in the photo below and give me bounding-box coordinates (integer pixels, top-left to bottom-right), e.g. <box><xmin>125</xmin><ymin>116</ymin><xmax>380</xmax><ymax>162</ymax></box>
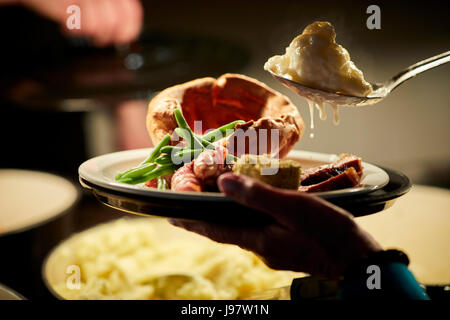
<box><xmin>264</xmin><ymin>21</ymin><xmax>372</xmax><ymax>97</ymax></box>
<box><xmin>51</xmin><ymin>218</ymin><xmax>301</xmax><ymax>300</ymax></box>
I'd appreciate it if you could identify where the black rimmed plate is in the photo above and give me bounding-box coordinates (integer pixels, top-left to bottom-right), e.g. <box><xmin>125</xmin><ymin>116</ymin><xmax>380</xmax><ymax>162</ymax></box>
<box><xmin>78</xmin><ymin>149</ymin><xmax>407</xmax><ymax>223</ymax></box>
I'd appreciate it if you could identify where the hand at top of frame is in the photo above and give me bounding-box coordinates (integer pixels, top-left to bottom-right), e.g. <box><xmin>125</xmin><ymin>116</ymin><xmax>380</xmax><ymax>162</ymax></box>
<box><xmin>170</xmin><ymin>172</ymin><xmax>383</xmax><ymax>279</ymax></box>
<box><xmin>19</xmin><ymin>0</ymin><xmax>143</xmax><ymax>46</ymax></box>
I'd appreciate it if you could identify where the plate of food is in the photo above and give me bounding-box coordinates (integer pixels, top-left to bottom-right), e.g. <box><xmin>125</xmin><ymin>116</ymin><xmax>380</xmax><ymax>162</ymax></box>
<box><xmin>79</xmin><ymin>148</ymin><xmax>389</xmax><ymax>201</ymax></box>
<box><xmin>78</xmin><ymin>73</ymin><xmax>404</xmax><ymax>222</ymax></box>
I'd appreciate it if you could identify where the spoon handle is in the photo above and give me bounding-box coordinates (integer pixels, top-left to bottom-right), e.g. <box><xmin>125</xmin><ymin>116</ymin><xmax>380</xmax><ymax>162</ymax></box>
<box><xmin>386</xmin><ymin>51</ymin><xmax>450</xmax><ymax>93</ymax></box>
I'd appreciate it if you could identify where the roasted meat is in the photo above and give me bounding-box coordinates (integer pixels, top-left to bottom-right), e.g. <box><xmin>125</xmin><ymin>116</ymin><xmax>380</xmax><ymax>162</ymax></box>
<box><xmin>193</xmin><ymin>146</ymin><xmax>230</xmax><ymax>180</ymax></box>
<box><xmin>171</xmin><ymin>147</ymin><xmax>231</xmax><ymax>192</ymax></box>
<box><xmin>171</xmin><ymin>162</ymin><xmax>202</xmax><ymax>192</ymax></box>
<box><xmin>298</xmin><ymin>167</ymin><xmax>360</xmax><ymax>192</ymax></box>
<box><xmin>299</xmin><ymin>154</ymin><xmax>363</xmax><ymax>192</ymax></box>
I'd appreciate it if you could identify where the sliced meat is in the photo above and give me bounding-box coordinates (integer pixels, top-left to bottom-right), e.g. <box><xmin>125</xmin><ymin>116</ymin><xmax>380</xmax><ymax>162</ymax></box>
<box><xmin>298</xmin><ymin>167</ymin><xmax>360</xmax><ymax>192</ymax></box>
<box><xmin>299</xmin><ymin>154</ymin><xmax>363</xmax><ymax>192</ymax></box>
<box><xmin>226</xmin><ymin>115</ymin><xmax>300</xmax><ymax>158</ymax></box>
<box><xmin>192</xmin><ymin>146</ymin><xmax>232</xmax><ymax>191</ymax></box>
<box><xmin>171</xmin><ymin>162</ymin><xmax>202</xmax><ymax>192</ymax></box>
<box><xmin>332</xmin><ymin>153</ymin><xmax>363</xmax><ymax>177</ymax></box>
<box><xmin>167</xmin><ymin>147</ymin><xmax>232</xmax><ymax>193</ymax></box>
<box><xmin>193</xmin><ymin>146</ymin><xmax>229</xmax><ymax>180</ymax></box>
<box><xmin>301</xmin><ymin>153</ymin><xmax>363</xmax><ymax>186</ymax></box>
<box><xmin>301</xmin><ymin>166</ymin><xmax>345</xmax><ymax>186</ymax></box>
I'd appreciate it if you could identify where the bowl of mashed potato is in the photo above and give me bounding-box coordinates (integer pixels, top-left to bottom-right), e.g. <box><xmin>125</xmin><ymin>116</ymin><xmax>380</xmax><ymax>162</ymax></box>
<box><xmin>43</xmin><ymin>218</ymin><xmax>303</xmax><ymax>300</ymax></box>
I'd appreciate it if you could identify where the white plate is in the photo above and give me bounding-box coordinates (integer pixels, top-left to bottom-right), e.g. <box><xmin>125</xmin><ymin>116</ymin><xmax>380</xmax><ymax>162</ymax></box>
<box><xmin>79</xmin><ymin>149</ymin><xmax>389</xmax><ymax>200</ymax></box>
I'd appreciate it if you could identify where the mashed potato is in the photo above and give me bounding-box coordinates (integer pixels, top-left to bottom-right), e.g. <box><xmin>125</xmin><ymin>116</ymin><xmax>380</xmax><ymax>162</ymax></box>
<box><xmin>264</xmin><ymin>21</ymin><xmax>373</xmax><ymax>97</ymax></box>
<box><xmin>51</xmin><ymin>218</ymin><xmax>301</xmax><ymax>300</ymax></box>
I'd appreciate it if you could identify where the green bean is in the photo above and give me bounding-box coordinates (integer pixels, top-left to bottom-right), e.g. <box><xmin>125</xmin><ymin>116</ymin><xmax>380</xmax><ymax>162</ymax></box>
<box><xmin>122</xmin><ymin>165</ymin><xmax>176</xmax><ymax>185</ymax></box>
<box><xmin>160</xmin><ymin>145</ymin><xmax>191</xmax><ymax>165</ymax></box>
<box><xmin>157</xmin><ymin>176</ymin><xmax>168</xmax><ymax>190</ymax></box>
<box><xmin>154</xmin><ymin>154</ymin><xmax>172</xmax><ymax>165</ymax></box>
<box><xmin>202</xmin><ymin>120</ymin><xmax>245</xmax><ymax>142</ymax></box>
<box><xmin>174</xmin><ymin>148</ymin><xmax>203</xmax><ymax>160</ymax></box>
<box><xmin>116</xmin><ymin>177</ymin><xmax>134</xmax><ymax>184</ymax></box>
<box><xmin>197</xmin><ymin>135</ymin><xmax>215</xmax><ymax>149</ymax></box>
<box><xmin>116</xmin><ymin>134</ymin><xmax>171</xmax><ymax>180</ymax></box>
<box><xmin>174</xmin><ymin>128</ymin><xmax>203</xmax><ymax>149</ymax></box>
<box><xmin>160</xmin><ymin>146</ymin><xmax>184</xmax><ymax>154</ymax></box>
<box><xmin>174</xmin><ymin>128</ymin><xmax>192</xmax><ymax>147</ymax></box>
<box><xmin>190</xmin><ymin>131</ymin><xmax>205</xmax><ymax>149</ymax></box>
<box><xmin>116</xmin><ymin>108</ymin><xmax>243</xmax><ymax>186</ymax></box>
<box><xmin>141</xmin><ymin>165</ymin><xmax>175</xmax><ymax>183</ymax></box>
<box><xmin>173</xmin><ymin>109</ymin><xmax>204</xmax><ymax>148</ymax></box>
<box><xmin>115</xmin><ymin>163</ymin><xmax>157</xmax><ymax>181</ymax></box>
<box><xmin>139</xmin><ymin>134</ymin><xmax>171</xmax><ymax>165</ymax></box>
<box><xmin>173</xmin><ymin>108</ymin><xmax>190</xmax><ymax>130</ymax></box>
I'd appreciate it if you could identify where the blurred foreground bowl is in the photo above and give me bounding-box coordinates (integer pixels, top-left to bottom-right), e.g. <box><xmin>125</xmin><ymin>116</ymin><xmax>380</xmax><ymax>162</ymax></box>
<box><xmin>0</xmin><ymin>283</ymin><xmax>26</xmax><ymax>300</ymax></box>
<box><xmin>0</xmin><ymin>169</ymin><xmax>80</xmax><ymax>299</ymax></box>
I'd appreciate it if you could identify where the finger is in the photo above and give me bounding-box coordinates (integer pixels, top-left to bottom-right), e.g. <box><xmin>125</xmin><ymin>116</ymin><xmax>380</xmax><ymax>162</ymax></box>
<box><xmin>74</xmin><ymin>0</ymin><xmax>99</xmax><ymax>41</ymax></box>
<box><xmin>217</xmin><ymin>173</ymin><xmax>353</xmax><ymax>228</ymax></box>
<box><xmin>92</xmin><ymin>0</ymin><xmax>118</xmax><ymax>47</ymax></box>
<box><xmin>111</xmin><ymin>0</ymin><xmax>135</xmax><ymax>44</ymax></box>
<box><xmin>112</xmin><ymin>0</ymin><xmax>143</xmax><ymax>45</ymax></box>
<box><xmin>21</xmin><ymin>0</ymin><xmax>69</xmax><ymax>21</ymax></box>
<box><xmin>217</xmin><ymin>172</ymin><xmax>301</xmax><ymax>225</ymax></box>
<box><xmin>168</xmin><ymin>219</ymin><xmax>265</xmax><ymax>254</ymax></box>
<box><xmin>117</xmin><ymin>0</ymin><xmax>143</xmax><ymax>44</ymax></box>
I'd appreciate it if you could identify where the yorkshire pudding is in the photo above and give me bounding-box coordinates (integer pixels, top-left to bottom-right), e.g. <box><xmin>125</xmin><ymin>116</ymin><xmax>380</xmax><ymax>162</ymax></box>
<box><xmin>146</xmin><ymin>73</ymin><xmax>304</xmax><ymax>158</ymax></box>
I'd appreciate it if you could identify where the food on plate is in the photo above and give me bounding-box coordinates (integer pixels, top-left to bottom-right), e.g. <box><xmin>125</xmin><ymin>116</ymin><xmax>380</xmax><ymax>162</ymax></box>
<box><xmin>170</xmin><ymin>147</ymin><xmax>233</xmax><ymax>192</ymax></box>
<box><xmin>298</xmin><ymin>154</ymin><xmax>363</xmax><ymax>192</ymax></box>
<box><xmin>233</xmin><ymin>154</ymin><xmax>301</xmax><ymax>190</ymax></box>
<box><xmin>264</xmin><ymin>21</ymin><xmax>373</xmax><ymax>131</ymax></box>
<box><xmin>50</xmin><ymin>219</ymin><xmax>300</xmax><ymax>300</ymax></box>
<box><xmin>264</xmin><ymin>21</ymin><xmax>373</xmax><ymax>98</ymax></box>
<box><xmin>146</xmin><ymin>73</ymin><xmax>304</xmax><ymax>159</ymax></box>
<box><xmin>115</xmin><ymin>73</ymin><xmax>364</xmax><ymax>194</ymax></box>
<box><xmin>115</xmin><ymin>104</ymin><xmax>364</xmax><ymax>193</ymax></box>
<box><xmin>170</xmin><ymin>162</ymin><xmax>201</xmax><ymax>192</ymax></box>
<box><xmin>116</xmin><ymin>107</ymin><xmax>238</xmax><ymax>190</ymax></box>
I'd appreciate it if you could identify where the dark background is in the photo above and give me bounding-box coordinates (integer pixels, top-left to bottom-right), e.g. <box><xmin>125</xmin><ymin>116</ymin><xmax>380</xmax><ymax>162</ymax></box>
<box><xmin>0</xmin><ymin>0</ymin><xmax>448</xmax><ymax>300</ymax></box>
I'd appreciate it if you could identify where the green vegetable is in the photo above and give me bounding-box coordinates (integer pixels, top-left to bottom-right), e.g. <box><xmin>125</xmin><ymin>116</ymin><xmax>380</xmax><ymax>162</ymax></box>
<box><xmin>197</xmin><ymin>136</ymin><xmax>215</xmax><ymax>149</ymax></box>
<box><xmin>173</xmin><ymin>109</ymin><xmax>204</xmax><ymax>149</ymax></box>
<box><xmin>174</xmin><ymin>128</ymin><xmax>203</xmax><ymax>150</ymax></box>
<box><xmin>202</xmin><ymin>120</ymin><xmax>245</xmax><ymax>142</ymax></box>
<box><xmin>157</xmin><ymin>176</ymin><xmax>168</xmax><ymax>190</ymax></box>
<box><xmin>115</xmin><ymin>163</ymin><xmax>157</xmax><ymax>181</ymax></box>
<box><xmin>154</xmin><ymin>154</ymin><xmax>172</xmax><ymax>165</ymax></box>
<box><xmin>115</xmin><ymin>107</ymin><xmax>243</xmax><ymax>186</ymax></box>
<box><xmin>173</xmin><ymin>108</ymin><xmax>190</xmax><ymax>130</ymax></box>
<box><xmin>121</xmin><ymin>165</ymin><xmax>175</xmax><ymax>185</ymax></box>
<box><xmin>174</xmin><ymin>148</ymin><xmax>203</xmax><ymax>162</ymax></box>
<box><xmin>139</xmin><ymin>134</ymin><xmax>171</xmax><ymax>165</ymax></box>
<box><xmin>159</xmin><ymin>146</ymin><xmax>184</xmax><ymax>154</ymax></box>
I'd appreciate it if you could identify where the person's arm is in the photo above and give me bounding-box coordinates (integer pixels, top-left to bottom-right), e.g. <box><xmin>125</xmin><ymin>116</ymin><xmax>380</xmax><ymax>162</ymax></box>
<box><xmin>339</xmin><ymin>250</ymin><xmax>430</xmax><ymax>300</ymax></box>
<box><xmin>171</xmin><ymin>173</ymin><xmax>429</xmax><ymax>299</ymax></box>
<box><xmin>2</xmin><ymin>0</ymin><xmax>143</xmax><ymax>46</ymax></box>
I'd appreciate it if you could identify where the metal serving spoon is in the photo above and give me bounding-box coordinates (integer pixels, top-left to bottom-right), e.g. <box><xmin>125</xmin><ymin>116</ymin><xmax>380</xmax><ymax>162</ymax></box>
<box><xmin>269</xmin><ymin>51</ymin><xmax>450</xmax><ymax>107</ymax></box>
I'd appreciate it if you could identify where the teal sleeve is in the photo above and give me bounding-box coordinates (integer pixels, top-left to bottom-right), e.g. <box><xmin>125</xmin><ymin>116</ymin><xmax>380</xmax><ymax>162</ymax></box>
<box><xmin>339</xmin><ymin>262</ymin><xmax>430</xmax><ymax>300</ymax></box>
